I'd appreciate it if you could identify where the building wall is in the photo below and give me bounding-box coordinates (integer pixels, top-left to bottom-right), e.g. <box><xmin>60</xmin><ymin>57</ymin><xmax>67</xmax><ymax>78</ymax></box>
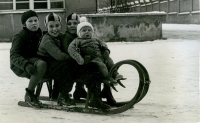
<box><xmin>65</xmin><ymin>0</ymin><xmax>97</xmax><ymax>15</ymax></box>
<box><xmin>81</xmin><ymin>12</ymin><xmax>167</xmax><ymax>42</ymax></box>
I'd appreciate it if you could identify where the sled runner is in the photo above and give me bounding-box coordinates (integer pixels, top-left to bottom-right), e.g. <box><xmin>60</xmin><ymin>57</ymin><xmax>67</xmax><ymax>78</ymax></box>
<box><xmin>18</xmin><ymin>59</ymin><xmax>150</xmax><ymax>114</ymax></box>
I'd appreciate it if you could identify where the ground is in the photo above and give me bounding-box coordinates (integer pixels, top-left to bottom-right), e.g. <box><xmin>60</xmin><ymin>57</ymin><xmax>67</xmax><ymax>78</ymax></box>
<box><xmin>0</xmin><ymin>24</ymin><xmax>200</xmax><ymax>123</ymax></box>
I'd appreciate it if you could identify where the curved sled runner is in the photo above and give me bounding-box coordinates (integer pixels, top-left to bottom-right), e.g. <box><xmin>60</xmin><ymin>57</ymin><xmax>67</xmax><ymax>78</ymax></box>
<box><xmin>18</xmin><ymin>59</ymin><xmax>150</xmax><ymax>115</ymax></box>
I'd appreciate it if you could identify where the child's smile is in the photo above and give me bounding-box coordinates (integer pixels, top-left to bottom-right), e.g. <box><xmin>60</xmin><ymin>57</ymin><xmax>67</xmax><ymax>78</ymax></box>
<box><xmin>47</xmin><ymin>21</ymin><xmax>61</xmax><ymax>37</ymax></box>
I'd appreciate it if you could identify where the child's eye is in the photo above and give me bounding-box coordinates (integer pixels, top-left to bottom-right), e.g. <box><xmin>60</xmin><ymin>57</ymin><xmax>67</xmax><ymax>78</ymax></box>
<box><xmin>56</xmin><ymin>24</ymin><xmax>60</xmax><ymax>28</ymax></box>
<box><xmin>34</xmin><ymin>19</ymin><xmax>38</xmax><ymax>23</ymax></box>
<box><xmin>67</xmin><ymin>22</ymin><xmax>71</xmax><ymax>25</ymax></box>
<box><xmin>73</xmin><ymin>22</ymin><xmax>77</xmax><ymax>25</ymax></box>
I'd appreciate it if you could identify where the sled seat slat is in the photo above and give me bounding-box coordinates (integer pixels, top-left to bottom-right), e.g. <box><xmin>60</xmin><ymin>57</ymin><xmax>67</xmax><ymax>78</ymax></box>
<box><xmin>35</xmin><ymin>77</ymin><xmax>53</xmax><ymax>100</ymax></box>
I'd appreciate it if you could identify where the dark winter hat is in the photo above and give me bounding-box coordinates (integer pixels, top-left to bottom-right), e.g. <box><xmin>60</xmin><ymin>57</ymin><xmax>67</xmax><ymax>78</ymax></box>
<box><xmin>44</xmin><ymin>12</ymin><xmax>62</xmax><ymax>27</ymax></box>
<box><xmin>21</xmin><ymin>10</ymin><xmax>38</xmax><ymax>24</ymax></box>
<box><xmin>66</xmin><ymin>13</ymin><xmax>80</xmax><ymax>23</ymax></box>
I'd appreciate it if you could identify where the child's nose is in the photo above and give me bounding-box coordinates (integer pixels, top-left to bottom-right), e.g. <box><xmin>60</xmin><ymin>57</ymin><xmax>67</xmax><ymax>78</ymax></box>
<box><xmin>53</xmin><ymin>27</ymin><xmax>57</xmax><ymax>30</ymax></box>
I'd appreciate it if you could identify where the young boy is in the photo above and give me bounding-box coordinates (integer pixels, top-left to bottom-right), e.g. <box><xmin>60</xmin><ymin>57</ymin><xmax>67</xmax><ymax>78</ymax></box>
<box><xmin>10</xmin><ymin>10</ymin><xmax>47</xmax><ymax>108</ymax></box>
<box><xmin>52</xmin><ymin>13</ymin><xmax>87</xmax><ymax>101</ymax></box>
<box><xmin>68</xmin><ymin>17</ymin><xmax>123</xmax><ymax>85</ymax></box>
<box><xmin>37</xmin><ymin>12</ymin><xmax>75</xmax><ymax>106</ymax></box>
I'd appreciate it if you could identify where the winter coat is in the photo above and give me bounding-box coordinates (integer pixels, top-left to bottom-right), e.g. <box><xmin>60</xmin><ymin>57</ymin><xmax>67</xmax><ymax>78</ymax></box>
<box><xmin>37</xmin><ymin>32</ymin><xmax>78</xmax><ymax>80</ymax></box>
<box><xmin>68</xmin><ymin>37</ymin><xmax>109</xmax><ymax>65</ymax></box>
<box><xmin>10</xmin><ymin>27</ymin><xmax>42</xmax><ymax>77</ymax></box>
<box><xmin>37</xmin><ymin>33</ymin><xmax>71</xmax><ymax>61</ymax></box>
<box><xmin>60</xmin><ymin>31</ymin><xmax>77</xmax><ymax>55</ymax></box>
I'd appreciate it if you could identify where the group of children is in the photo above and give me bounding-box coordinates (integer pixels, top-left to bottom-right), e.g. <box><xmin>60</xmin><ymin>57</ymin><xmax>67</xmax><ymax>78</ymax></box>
<box><xmin>10</xmin><ymin>10</ymin><xmax>123</xmax><ymax>109</ymax></box>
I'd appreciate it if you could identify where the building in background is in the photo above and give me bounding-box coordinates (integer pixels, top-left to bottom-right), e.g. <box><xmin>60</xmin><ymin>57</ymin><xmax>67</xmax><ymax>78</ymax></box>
<box><xmin>0</xmin><ymin>0</ymin><xmax>97</xmax><ymax>42</ymax></box>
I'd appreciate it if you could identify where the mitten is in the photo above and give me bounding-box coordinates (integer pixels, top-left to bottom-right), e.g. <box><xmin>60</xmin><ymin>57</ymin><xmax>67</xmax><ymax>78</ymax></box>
<box><xmin>83</xmin><ymin>56</ymin><xmax>91</xmax><ymax>64</ymax></box>
<box><xmin>25</xmin><ymin>63</ymin><xmax>37</xmax><ymax>75</ymax></box>
<box><xmin>102</xmin><ymin>50</ymin><xmax>110</xmax><ymax>59</ymax></box>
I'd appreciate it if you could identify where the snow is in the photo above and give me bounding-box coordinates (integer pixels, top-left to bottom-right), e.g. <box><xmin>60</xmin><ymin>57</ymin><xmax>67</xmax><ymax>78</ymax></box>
<box><xmin>163</xmin><ymin>24</ymin><xmax>200</xmax><ymax>31</ymax></box>
<box><xmin>0</xmin><ymin>24</ymin><xmax>200</xmax><ymax>123</ymax></box>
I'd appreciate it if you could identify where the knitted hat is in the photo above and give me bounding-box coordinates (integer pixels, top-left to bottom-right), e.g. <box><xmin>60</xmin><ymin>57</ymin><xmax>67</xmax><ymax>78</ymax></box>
<box><xmin>77</xmin><ymin>16</ymin><xmax>94</xmax><ymax>37</ymax></box>
<box><xmin>21</xmin><ymin>10</ymin><xmax>38</xmax><ymax>24</ymax></box>
<box><xmin>66</xmin><ymin>13</ymin><xmax>80</xmax><ymax>23</ymax></box>
<box><xmin>44</xmin><ymin>12</ymin><xmax>62</xmax><ymax>27</ymax></box>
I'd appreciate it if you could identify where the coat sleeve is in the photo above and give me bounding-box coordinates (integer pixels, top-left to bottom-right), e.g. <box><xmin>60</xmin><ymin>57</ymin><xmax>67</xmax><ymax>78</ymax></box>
<box><xmin>60</xmin><ymin>34</ymin><xmax>71</xmax><ymax>54</ymax></box>
<box><xmin>43</xmin><ymin>39</ymin><xmax>70</xmax><ymax>61</ymax></box>
<box><xmin>10</xmin><ymin>34</ymin><xmax>30</xmax><ymax>71</ymax></box>
<box><xmin>68</xmin><ymin>39</ymin><xmax>84</xmax><ymax>65</ymax></box>
<box><xmin>96</xmin><ymin>38</ymin><xmax>110</xmax><ymax>53</ymax></box>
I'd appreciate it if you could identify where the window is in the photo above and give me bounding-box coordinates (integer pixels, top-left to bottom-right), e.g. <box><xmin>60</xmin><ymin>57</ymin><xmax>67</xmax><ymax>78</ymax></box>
<box><xmin>51</xmin><ymin>0</ymin><xmax>64</xmax><ymax>9</ymax></box>
<box><xmin>0</xmin><ymin>0</ymin><xmax>65</xmax><ymax>11</ymax></box>
<box><xmin>16</xmin><ymin>0</ymin><xmax>29</xmax><ymax>10</ymax></box>
<box><xmin>0</xmin><ymin>0</ymin><xmax>13</xmax><ymax>10</ymax></box>
<box><xmin>34</xmin><ymin>0</ymin><xmax>48</xmax><ymax>9</ymax></box>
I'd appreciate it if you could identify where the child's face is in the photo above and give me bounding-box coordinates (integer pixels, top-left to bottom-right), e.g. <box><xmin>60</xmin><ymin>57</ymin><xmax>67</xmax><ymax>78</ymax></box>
<box><xmin>66</xmin><ymin>20</ymin><xmax>78</xmax><ymax>34</ymax></box>
<box><xmin>25</xmin><ymin>16</ymin><xmax>39</xmax><ymax>32</ymax></box>
<box><xmin>47</xmin><ymin>20</ymin><xmax>61</xmax><ymax>37</ymax></box>
<box><xmin>79</xmin><ymin>26</ymin><xmax>92</xmax><ymax>39</ymax></box>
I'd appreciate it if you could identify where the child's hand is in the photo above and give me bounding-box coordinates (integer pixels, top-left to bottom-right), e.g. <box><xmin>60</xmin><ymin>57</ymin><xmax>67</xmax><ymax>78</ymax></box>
<box><xmin>102</xmin><ymin>50</ymin><xmax>110</xmax><ymax>59</ymax></box>
<box><xmin>25</xmin><ymin>63</ymin><xmax>37</xmax><ymax>75</ymax></box>
<box><xmin>84</xmin><ymin>56</ymin><xmax>91</xmax><ymax>64</ymax></box>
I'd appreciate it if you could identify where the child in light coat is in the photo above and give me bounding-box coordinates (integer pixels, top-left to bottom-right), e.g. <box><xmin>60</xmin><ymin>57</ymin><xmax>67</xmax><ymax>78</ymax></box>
<box><xmin>68</xmin><ymin>17</ymin><xmax>123</xmax><ymax>83</ymax></box>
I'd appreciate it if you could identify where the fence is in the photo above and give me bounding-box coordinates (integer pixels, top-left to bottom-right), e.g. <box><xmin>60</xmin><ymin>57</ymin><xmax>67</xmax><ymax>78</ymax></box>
<box><xmin>98</xmin><ymin>0</ymin><xmax>200</xmax><ymax>24</ymax></box>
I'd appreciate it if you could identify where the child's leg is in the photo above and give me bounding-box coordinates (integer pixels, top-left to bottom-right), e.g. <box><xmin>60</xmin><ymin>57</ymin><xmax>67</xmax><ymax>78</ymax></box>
<box><xmin>28</xmin><ymin>59</ymin><xmax>47</xmax><ymax>90</ymax></box>
<box><xmin>25</xmin><ymin>59</ymin><xmax>47</xmax><ymax>107</ymax></box>
<box><xmin>91</xmin><ymin>60</ymin><xmax>109</xmax><ymax>79</ymax></box>
<box><xmin>104</xmin><ymin>57</ymin><xmax>123</xmax><ymax>80</ymax></box>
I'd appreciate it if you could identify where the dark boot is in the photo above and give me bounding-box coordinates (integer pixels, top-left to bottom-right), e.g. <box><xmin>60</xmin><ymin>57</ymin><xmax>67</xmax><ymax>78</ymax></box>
<box><xmin>25</xmin><ymin>88</ymin><xmax>42</xmax><ymax>108</ymax></box>
<box><xmin>57</xmin><ymin>93</ymin><xmax>76</xmax><ymax>106</ymax></box>
<box><xmin>88</xmin><ymin>82</ymin><xmax>111</xmax><ymax>109</ymax></box>
<box><xmin>73</xmin><ymin>83</ymin><xmax>87</xmax><ymax>100</ymax></box>
<box><xmin>101</xmin><ymin>84</ymin><xmax>116</xmax><ymax>106</ymax></box>
<box><xmin>88</xmin><ymin>93</ymin><xmax>111</xmax><ymax>109</ymax></box>
<box><xmin>112</xmin><ymin>71</ymin><xmax>124</xmax><ymax>81</ymax></box>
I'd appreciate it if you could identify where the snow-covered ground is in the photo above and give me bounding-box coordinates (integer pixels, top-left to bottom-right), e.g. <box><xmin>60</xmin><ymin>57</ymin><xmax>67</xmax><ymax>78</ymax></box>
<box><xmin>0</xmin><ymin>24</ymin><xmax>200</xmax><ymax>123</ymax></box>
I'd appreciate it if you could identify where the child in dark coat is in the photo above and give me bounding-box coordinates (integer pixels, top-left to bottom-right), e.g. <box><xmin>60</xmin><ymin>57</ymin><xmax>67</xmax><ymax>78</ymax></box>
<box><xmin>68</xmin><ymin>17</ymin><xmax>123</xmax><ymax>83</ymax></box>
<box><xmin>10</xmin><ymin>10</ymin><xmax>47</xmax><ymax>108</ymax></box>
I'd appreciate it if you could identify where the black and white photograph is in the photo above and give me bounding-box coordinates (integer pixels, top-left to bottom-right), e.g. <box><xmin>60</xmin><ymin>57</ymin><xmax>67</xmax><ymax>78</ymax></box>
<box><xmin>0</xmin><ymin>0</ymin><xmax>199</xmax><ymax>123</ymax></box>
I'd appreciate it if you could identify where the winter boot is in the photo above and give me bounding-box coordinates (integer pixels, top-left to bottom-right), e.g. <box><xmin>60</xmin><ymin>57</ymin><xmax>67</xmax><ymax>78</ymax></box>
<box><xmin>25</xmin><ymin>88</ymin><xmax>42</xmax><ymax>108</ymax></box>
<box><xmin>57</xmin><ymin>93</ymin><xmax>76</xmax><ymax>106</ymax></box>
<box><xmin>101</xmin><ymin>84</ymin><xmax>116</xmax><ymax>106</ymax></box>
<box><xmin>115</xmin><ymin>74</ymin><xmax>124</xmax><ymax>81</ymax></box>
<box><xmin>88</xmin><ymin>93</ymin><xmax>111</xmax><ymax>109</ymax></box>
<box><xmin>87</xmin><ymin>82</ymin><xmax>111</xmax><ymax>109</ymax></box>
<box><xmin>73</xmin><ymin>83</ymin><xmax>87</xmax><ymax>101</ymax></box>
<box><xmin>113</xmin><ymin>72</ymin><xmax>124</xmax><ymax>81</ymax></box>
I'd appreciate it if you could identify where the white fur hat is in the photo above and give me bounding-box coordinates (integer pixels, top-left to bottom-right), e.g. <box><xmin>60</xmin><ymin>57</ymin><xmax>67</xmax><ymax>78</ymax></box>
<box><xmin>77</xmin><ymin>16</ymin><xmax>94</xmax><ymax>37</ymax></box>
